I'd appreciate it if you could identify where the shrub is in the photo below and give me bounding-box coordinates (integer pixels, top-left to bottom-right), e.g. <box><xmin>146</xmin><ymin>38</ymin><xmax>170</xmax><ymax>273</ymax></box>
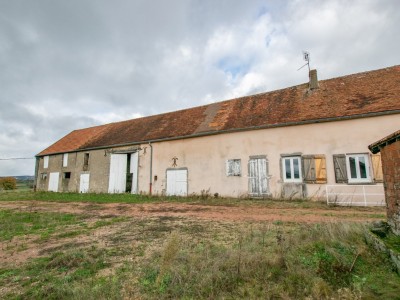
<box><xmin>0</xmin><ymin>177</ymin><xmax>17</xmax><ymax>190</ymax></box>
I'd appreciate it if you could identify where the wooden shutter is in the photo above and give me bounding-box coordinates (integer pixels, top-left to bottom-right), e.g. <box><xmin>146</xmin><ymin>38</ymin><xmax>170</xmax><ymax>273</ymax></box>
<box><xmin>333</xmin><ymin>154</ymin><xmax>348</xmax><ymax>183</ymax></box>
<box><xmin>371</xmin><ymin>153</ymin><xmax>383</xmax><ymax>183</ymax></box>
<box><xmin>302</xmin><ymin>155</ymin><xmax>327</xmax><ymax>184</ymax></box>
<box><xmin>302</xmin><ymin>155</ymin><xmax>316</xmax><ymax>183</ymax></box>
<box><xmin>315</xmin><ymin>155</ymin><xmax>327</xmax><ymax>183</ymax></box>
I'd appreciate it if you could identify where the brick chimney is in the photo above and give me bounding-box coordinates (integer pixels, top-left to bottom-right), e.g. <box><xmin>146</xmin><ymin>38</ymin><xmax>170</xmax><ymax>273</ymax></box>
<box><xmin>309</xmin><ymin>69</ymin><xmax>318</xmax><ymax>90</ymax></box>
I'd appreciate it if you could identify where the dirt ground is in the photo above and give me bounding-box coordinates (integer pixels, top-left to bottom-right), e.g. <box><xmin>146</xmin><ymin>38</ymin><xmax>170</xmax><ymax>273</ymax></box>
<box><xmin>0</xmin><ymin>200</ymin><xmax>386</xmax><ymax>278</ymax></box>
<box><xmin>0</xmin><ymin>200</ymin><xmax>385</xmax><ymax>223</ymax></box>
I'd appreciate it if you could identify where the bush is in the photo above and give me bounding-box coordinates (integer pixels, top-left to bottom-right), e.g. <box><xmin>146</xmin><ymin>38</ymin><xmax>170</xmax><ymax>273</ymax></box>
<box><xmin>0</xmin><ymin>177</ymin><xmax>17</xmax><ymax>190</ymax></box>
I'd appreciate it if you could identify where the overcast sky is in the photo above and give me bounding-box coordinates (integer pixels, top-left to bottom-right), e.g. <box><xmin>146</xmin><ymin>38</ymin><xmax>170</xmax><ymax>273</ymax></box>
<box><xmin>0</xmin><ymin>0</ymin><xmax>399</xmax><ymax>176</ymax></box>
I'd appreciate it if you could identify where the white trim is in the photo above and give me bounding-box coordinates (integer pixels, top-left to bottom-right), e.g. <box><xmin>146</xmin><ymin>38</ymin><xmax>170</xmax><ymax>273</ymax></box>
<box><xmin>282</xmin><ymin>156</ymin><xmax>302</xmax><ymax>183</ymax></box>
<box><xmin>346</xmin><ymin>154</ymin><xmax>372</xmax><ymax>183</ymax></box>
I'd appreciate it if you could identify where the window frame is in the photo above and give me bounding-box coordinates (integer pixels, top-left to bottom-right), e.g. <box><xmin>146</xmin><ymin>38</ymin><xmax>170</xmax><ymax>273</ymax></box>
<box><xmin>281</xmin><ymin>156</ymin><xmax>302</xmax><ymax>183</ymax></box>
<box><xmin>43</xmin><ymin>156</ymin><xmax>49</xmax><ymax>169</ymax></box>
<box><xmin>345</xmin><ymin>154</ymin><xmax>372</xmax><ymax>184</ymax></box>
<box><xmin>62</xmin><ymin>153</ymin><xmax>68</xmax><ymax>167</ymax></box>
<box><xmin>226</xmin><ymin>159</ymin><xmax>241</xmax><ymax>177</ymax></box>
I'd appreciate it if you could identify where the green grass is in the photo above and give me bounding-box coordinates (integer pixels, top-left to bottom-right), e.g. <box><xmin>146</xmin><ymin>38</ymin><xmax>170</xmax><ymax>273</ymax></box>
<box><xmin>0</xmin><ymin>190</ymin><xmax>363</xmax><ymax>211</ymax></box>
<box><xmin>0</xmin><ymin>205</ymin><xmax>397</xmax><ymax>299</ymax></box>
<box><xmin>0</xmin><ymin>210</ymin><xmax>82</xmax><ymax>241</ymax></box>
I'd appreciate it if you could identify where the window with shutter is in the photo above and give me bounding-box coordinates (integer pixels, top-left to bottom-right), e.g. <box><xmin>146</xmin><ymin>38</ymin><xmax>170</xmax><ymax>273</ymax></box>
<box><xmin>333</xmin><ymin>154</ymin><xmax>348</xmax><ymax>183</ymax></box>
<box><xmin>371</xmin><ymin>153</ymin><xmax>383</xmax><ymax>183</ymax></box>
<box><xmin>302</xmin><ymin>155</ymin><xmax>327</xmax><ymax>184</ymax></box>
<box><xmin>226</xmin><ymin>159</ymin><xmax>241</xmax><ymax>176</ymax></box>
<box><xmin>282</xmin><ymin>156</ymin><xmax>302</xmax><ymax>183</ymax></box>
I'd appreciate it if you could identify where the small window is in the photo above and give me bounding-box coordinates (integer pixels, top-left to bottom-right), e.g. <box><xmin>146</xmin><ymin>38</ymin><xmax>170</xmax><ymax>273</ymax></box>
<box><xmin>43</xmin><ymin>156</ymin><xmax>49</xmax><ymax>169</ymax></box>
<box><xmin>226</xmin><ymin>159</ymin><xmax>241</xmax><ymax>176</ymax></box>
<box><xmin>40</xmin><ymin>173</ymin><xmax>47</xmax><ymax>180</ymax></box>
<box><xmin>83</xmin><ymin>153</ymin><xmax>89</xmax><ymax>171</ymax></box>
<box><xmin>62</xmin><ymin>153</ymin><xmax>68</xmax><ymax>167</ymax></box>
<box><xmin>282</xmin><ymin>156</ymin><xmax>302</xmax><ymax>182</ymax></box>
<box><xmin>346</xmin><ymin>154</ymin><xmax>371</xmax><ymax>183</ymax></box>
<box><xmin>63</xmin><ymin>172</ymin><xmax>71</xmax><ymax>179</ymax></box>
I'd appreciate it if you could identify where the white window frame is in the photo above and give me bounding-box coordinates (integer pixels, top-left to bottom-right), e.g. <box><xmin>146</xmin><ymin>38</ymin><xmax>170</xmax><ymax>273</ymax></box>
<box><xmin>226</xmin><ymin>159</ymin><xmax>241</xmax><ymax>176</ymax></box>
<box><xmin>43</xmin><ymin>156</ymin><xmax>49</xmax><ymax>169</ymax></box>
<box><xmin>62</xmin><ymin>153</ymin><xmax>68</xmax><ymax>167</ymax></box>
<box><xmin>282</xmin><ymin>156</ymin><xmax>302</xmax><ymax>183</ymax></box>
<box><xmin>346</xmin><ymin>154</ymin><xmax>372</xmax><ymax>183</ymax></box>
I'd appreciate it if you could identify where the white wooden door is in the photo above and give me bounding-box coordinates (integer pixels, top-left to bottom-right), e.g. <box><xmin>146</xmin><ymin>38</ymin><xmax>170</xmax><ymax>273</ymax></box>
<box><xmin>248</xmin><ymin>158</ymin><xmax>269</xmax><ymax>197</ymax></box>
<box><xmin>108</xmin><ymin>154</ymin><xmax>127</xmax><ymax>193</ymax></box>
<box><xmin>79</xmin><ymin>174</ymin><xmax>90</xmax><ymax>193</ymax></box>
<box><xmin>48</xmin><ymin>172</ymin><xmax>59</xmax><ymax>192</ymax></box>
<box><xmin>166</xmin><ymin>169</ymin><xmax>188</xmax><ymax>196</ymax></box>
<box><xmin>130</xmin><ymin>152</ymin><xmax>139</xmax><ymax>194</ymax></box>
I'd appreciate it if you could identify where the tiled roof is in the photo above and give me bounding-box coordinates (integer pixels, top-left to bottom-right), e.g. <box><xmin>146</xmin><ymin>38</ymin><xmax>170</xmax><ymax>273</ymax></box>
<box><xmin>38</xmin><ymin>65</ymin><xmax>400</xmax><ymax>156</ymax></box>
<box><xmin>369</xmin><ymin>129</ymin><xmax>400</xmax><ymax>154</ymax></box>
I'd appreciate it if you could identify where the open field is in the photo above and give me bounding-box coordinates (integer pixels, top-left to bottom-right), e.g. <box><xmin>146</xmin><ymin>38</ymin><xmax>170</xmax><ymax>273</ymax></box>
<box><xmin>0</xmin><ymin>192</ymin><xmax>399</xmax><ymax>299</ymax></box>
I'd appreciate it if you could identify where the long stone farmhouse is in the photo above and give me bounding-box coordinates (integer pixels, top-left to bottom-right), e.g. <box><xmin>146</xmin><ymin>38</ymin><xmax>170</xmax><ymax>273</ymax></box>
<box><xmin>35</xmin><ymin>65</ymin><xmax>400</xmax><ymax>205</ymax></box>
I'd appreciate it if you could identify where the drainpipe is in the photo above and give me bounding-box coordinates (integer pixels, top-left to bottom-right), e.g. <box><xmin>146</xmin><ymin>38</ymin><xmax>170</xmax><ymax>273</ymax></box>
<box><xmin>148</xmin><ymin>142</ymin><xmax>153</xmax><ymax>195</ymax></box>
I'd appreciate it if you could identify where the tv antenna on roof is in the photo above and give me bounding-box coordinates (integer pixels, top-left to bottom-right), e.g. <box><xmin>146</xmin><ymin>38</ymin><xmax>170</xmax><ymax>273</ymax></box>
<box><xmin>297</xmin><ymin>51</ymin><xmax>310</xmax><ymax>72</ymax></box>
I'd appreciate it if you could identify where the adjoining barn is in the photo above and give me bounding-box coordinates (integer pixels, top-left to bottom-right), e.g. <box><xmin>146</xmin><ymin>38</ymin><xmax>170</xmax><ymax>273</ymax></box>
<box><xmin>369</xmin><ymin>130</ymin><xmax>400</xmax><ymax>234</ymax></box>
<box><xmin>35</xmin><ymin>65</ymin><xmax>400</xmax><ymax>205</ymax></box>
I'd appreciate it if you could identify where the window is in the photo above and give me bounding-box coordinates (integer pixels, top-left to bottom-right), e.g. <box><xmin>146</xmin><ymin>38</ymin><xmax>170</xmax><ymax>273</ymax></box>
<box><xmin>63</xmin><ymin>172</ymin><xmax>71</xmax><ymax>179</ymax></box>
<box><xmin>302</xmin><ymin>155</ymin><xmax>327</xmax><ymax>183</ymax></box>
<box><xmin>226</xmin><ymin>159</ymin><xmax>241</xmax><ymax>176</ymax></box>
<box><xmin>333</xmin><ymin>153</ymin><xmax>372</xmax><ymax>184</ymax></box>
<box><xmin>43</xmin><ymin>156</ymin><xmax>49</xmax><ymax>168</ymax></box>
<box><xmin>40</xmin><ymin>173</ymin><xmax>47</xmax><ymax>180</ymax></box>
<box><xmin>282</xmin><ymin>156</ymin><xmax>302</xmax><ymax>182</ymax></box>
<box><xmin>62</xmin><ymin>153</ymin><xmax>68</xmax><ymax>167</ymax></box>
<box><xmin>346</xmin><ymin>154</ymin><xmax>371</xmax><ymax>183</ymax></box>
<box><xmin>83</xmin><ymin>153</ymin><xmax>89</xmax><ymax>171</ymax></box>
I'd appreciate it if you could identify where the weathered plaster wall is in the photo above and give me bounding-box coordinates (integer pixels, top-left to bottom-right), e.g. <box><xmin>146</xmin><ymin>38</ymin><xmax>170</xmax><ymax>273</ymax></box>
<box><xmin>147</xmin><ymin>114</ymin><xmax>399</xmax><ymax>199</ymax></box>
<box><xmin>36</xmin><ymin>114</ymin><xmax>400</xmax><ymax>201</ymax></box>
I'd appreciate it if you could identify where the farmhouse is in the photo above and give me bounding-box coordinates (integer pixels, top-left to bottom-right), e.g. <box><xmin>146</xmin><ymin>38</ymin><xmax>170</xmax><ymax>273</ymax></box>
<box><xmin>35</xmin><ymin>65</ymin><xmax>400</xmax><ymax>205</ymax></box>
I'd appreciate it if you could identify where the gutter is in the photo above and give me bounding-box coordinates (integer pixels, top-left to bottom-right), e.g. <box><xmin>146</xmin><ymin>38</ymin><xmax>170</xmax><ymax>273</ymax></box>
<box><xmin>36</xmin><ymin>109</ymin><xmax>400</xmax><ymax>157</ymax></box>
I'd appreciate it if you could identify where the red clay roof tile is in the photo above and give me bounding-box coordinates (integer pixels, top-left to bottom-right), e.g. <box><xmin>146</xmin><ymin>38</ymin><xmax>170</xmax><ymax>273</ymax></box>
<box><xmin>38</xmin><ymin>65</ymin><xmax>400</xmax><ymax>156</ymax></box>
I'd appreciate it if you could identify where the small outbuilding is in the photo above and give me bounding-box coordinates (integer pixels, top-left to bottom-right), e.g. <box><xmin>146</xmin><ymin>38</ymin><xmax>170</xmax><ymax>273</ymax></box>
<box><xmin>369</xmin><ymin>130</ymin><xmax>400</xmax><ymax>235</ymax></box>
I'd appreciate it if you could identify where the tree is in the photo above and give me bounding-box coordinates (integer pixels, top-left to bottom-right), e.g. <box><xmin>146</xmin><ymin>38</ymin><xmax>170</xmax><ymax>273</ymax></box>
<box><xmin>0</xmin><ymin>177</ymin><xmax>17</xmax><ymax>190</ymax></box>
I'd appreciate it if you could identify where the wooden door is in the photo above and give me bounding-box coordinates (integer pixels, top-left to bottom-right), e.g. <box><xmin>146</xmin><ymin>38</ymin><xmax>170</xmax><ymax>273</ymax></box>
<box><xmin>248</xmin><ymin>158</ymin><xmax>268</xmax><ymax>197</ymax></box>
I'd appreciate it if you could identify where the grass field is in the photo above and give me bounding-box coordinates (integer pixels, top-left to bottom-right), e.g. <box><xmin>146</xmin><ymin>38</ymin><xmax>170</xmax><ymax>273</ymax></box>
<box><xmin>0</xmin><ymin>192</ymin><xmax>399</xmax><ymax>299</ymax></box>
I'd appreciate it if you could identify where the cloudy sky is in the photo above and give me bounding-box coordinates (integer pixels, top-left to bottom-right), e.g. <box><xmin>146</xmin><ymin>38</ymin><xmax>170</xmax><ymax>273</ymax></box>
<box><xmin>0</xmin><ymin>0</ymin><xmax>399</xmax><ymax>176</ymax></box>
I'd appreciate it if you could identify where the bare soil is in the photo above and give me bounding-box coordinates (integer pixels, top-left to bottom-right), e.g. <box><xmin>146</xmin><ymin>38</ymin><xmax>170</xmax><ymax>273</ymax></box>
<box><xmin>0</xmin><ymin>200</ymin><xmax>385</xmax><ymax>268</ymax></box>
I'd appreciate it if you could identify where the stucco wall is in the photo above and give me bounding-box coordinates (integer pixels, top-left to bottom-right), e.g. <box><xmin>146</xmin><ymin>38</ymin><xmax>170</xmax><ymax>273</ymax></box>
<box><xmin>147</xmin><ymin>114</ymin><xmax>399</xmax><ymax>200</ymax></box>
<box><xmin>36</xmin><ymin>114</ymin><xmax>400</xmax><ymax>201</ymax></box>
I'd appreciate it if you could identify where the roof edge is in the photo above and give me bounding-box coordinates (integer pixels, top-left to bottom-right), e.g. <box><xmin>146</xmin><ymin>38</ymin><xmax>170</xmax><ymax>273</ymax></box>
<box><xmin>37</xmin><ymin>109</ymin><xmax>400</xmax><ymax>157</ymax></box>
<box><xmin>369</xmin><ymin>129</ymin><xmax>400</xmax><ymax>154</ymax></box>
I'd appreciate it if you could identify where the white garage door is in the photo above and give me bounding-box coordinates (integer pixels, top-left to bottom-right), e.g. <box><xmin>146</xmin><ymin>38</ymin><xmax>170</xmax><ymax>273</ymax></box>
<box><xmin>48</xmin><ymin>172</ymin><xmax>59</xmax><ymax>192</ymax></box>
<box><xmin>166</xmin><ymin>169</ymin><xmax>188</xmax><ymax>196</ymax></box>
<box><xmin>79</xmin><ymin>173</ymin><xmax>90</xmax><ymax>193</ymax></box>
<box><xmin>108</xmin><ymin>154</ymin><xmax>127</xmax><ymax>193</ymax></box>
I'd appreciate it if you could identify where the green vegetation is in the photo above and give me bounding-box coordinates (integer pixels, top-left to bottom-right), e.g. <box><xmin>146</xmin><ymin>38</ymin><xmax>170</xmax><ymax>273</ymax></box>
<box><xmin>0</xmin><ymin>210</ymin><xmax>82</xmax><ymax>241</ymax></box>
<box><xmin>0</xmin><ymin>190</ymin><xmax>352</xmax><ymax>209</ymax></box>
<box><xmin>0</xmin><ymin>177</ymin><xmax>17</xmax><ymax>190</ymax></box>
<box><xmin>0</xmin><ymin>207</ymin><xmax>399</xmax><ymax>299</ymax></box>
